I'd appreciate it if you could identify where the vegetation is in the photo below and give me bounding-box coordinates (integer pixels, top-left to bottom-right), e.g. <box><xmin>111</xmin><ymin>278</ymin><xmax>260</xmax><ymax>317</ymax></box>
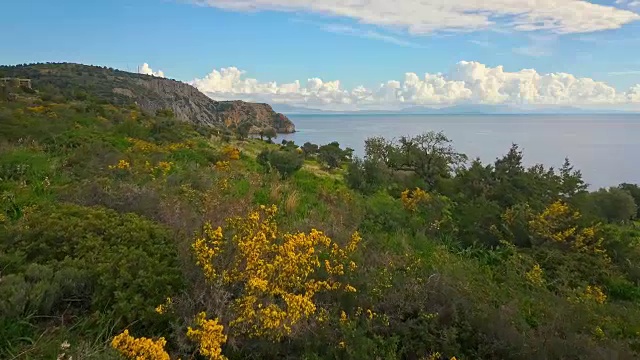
<box><xmin>1</xmin><ymin>75</ymin><xmax>640</xmax><ymax>360</ymax></box>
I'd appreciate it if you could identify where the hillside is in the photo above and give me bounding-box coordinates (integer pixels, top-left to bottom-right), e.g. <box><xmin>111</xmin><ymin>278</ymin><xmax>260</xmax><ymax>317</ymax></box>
<box><xmin>0</xmin><ymin>63</ymin><xmax>295</xmax><ymax>133</ymax></box>
<box><xmin>1</xmin><ymin>75</ymin><xmax>640</xmax><ymax>360</ymax></box>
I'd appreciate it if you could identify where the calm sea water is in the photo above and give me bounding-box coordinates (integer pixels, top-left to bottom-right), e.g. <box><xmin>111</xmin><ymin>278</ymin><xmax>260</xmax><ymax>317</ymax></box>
<box><xmin>278</xmin><ymin>114</ymin><xmax>640</xmax><ymax>189</ymax></box>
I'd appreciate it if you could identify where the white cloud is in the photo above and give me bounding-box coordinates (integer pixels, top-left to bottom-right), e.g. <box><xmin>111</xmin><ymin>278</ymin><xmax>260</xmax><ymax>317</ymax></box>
<box><xmin>138</xmin><ymin>63</ymin><xmax>165</xmax><ymax>78</ymax></box>
<box><xmin>628</xmin><ymin>84</ymin><xmax>640</xmax><ymax>102</ymax></box>
<box><xmin>192</xmin><ymin>0</ymin><xmax>640</xmax><ymax>34</ymax></box>
<box><xmin>189</xmin><ymin>61</ymin><xmax>640</xmax><ymax>110</ymax></box>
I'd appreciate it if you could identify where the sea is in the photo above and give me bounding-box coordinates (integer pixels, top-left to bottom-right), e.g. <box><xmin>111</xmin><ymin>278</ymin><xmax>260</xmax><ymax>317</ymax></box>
<box><xmin>277</xmin><ymin>114</ymin><xmax>640</xmax><ymax>189</ymax></box>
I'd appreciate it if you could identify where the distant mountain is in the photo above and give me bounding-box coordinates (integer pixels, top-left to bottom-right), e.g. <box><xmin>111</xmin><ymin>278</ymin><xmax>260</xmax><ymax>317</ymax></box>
<box><xmin>273</xmin><ymin>103</ymin><xmax>637</xmax><ymax>116</ymax></box>
<box><xmin>0</xmin><ymin>63</ymin><xmax>295</xmax><ymax>133</ymax></box>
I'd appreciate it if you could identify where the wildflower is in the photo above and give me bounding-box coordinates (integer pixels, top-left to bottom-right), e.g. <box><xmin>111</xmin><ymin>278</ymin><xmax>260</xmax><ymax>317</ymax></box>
<box><xmin>525</xmin><ymin>263</ymin><xmax>544</xmax><ymax>286</ymax></box>
<box><xmin>155</xmin><ymin>297</ymin><xmax>173</xmax><ymax>314</ymax></box>
<box><xmin>186</xmin><ymin>312</ymin><xmax>227</xmax><ymax>360</ymax></box>
<box><xmin>111</xmin><ymin>329</ymin><xmax>169</xmax><ymax>360</ymax></box>
<box><xmin>340</xmin><ymin>311</ymin><xmax>348</xmax><ymax>323</ymax></box>
<box><xmin>193</xmin><ymin>205</ymin><xmax>361</xmax><ymax>339</ymax></box>
<box><xmin>214</xmin><ymin>161</ymin><xmax>231</xmax><ymax>171</ymax></box>
<box><xmin>60</xmin><ymin>341</ymin><xmax>70</xmax><ymax>350</ymax></box>
<box><xmin>584</xmin><ymin>285</ymin><xmax>607</xmax><ymax>304</ymax></box>
<box><xmin>594</xmin><ymin>326</ymin><xmax>606</xmax><ymax>339</ymax></box>
<box><xmin>401</xmin><ymin>188</ymin><xmax>430</xmax><ymax>212</ymax></box>
<box><xmin>108</xmin><ymin>159</ymin><xmax>131</xmax><ymax>170</ymax></box>
<box><xmin>222</xmin><ymin>146</ymin><xmax>240</xmax><ymax>161</ymax></box>
<box><xmin>338</xmin><ymin>341</ymin><xmax>346</xmax><ymax>349</ymax></box>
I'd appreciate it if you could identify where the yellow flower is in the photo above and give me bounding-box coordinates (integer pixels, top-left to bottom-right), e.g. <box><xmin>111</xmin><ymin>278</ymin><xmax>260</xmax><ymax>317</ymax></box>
<box><xmin>401</xmin><ymin>188</ymin><xmax>431</xmax><ymax>212</ymax></box>
<box><xmin>186</xmin><ymin>312</ymin><xmax>228</xmax><ymax>360</ymax></box>
<box><xmin>108</xmin><ymin>159</ymin><xmax>131</xmax><ymax>170</ymax></box>
<box><xmin>215</xmin><ymin>161</ymin><xmax>231</xmax><ymax>171</ymax></box>
<box><xmin>525</xmin><ymin>263</ymin><xmax>544</xmax><ymax>286</ymax></box>
<box><xmin>193</xmin><ymin>205</ymin><xmax>361</xmax><ymax>340</ymax></box>
<box><xmin>340</xmin><ymin>311</ymin><xmax>347</xmax><ymax>323</ymax></box>
<box><xmin>584</xmin><ymin>285</ymin><xmax>608</xmax><ymax>304</ymax></box>
<box><xmin>155</xmin><ymin>297</ymin><xmax>173</xmax><ymax>314</ymax></box>
<box><xmin>111</xmin><ymin>329</ymin><xmax>169</xmax><ymax>360</ymax></box>
<box><xmin>222</xmin><ymin>146</ymin><xmax>240</xmax><ymax>160</ymax></box>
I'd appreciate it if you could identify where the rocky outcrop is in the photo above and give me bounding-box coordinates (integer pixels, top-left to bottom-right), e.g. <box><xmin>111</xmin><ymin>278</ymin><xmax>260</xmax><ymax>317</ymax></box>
<box><xmin>0</xmin><ymin>63</ymin><xmax>295</xmax><ymax>133</ymax></box>
<box><xmin>132</xmin><ymin>78</ymin><xmax>295</xmax><ymax>133</ymax></box>
<box><xmin>215</xmin><ymin>100</ymin><xmax>296</xmax><ymax>133</ymax></box>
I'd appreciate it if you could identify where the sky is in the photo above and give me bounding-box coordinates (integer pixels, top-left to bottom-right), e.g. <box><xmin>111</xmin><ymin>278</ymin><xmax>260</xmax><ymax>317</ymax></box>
<box><xmin>2</xmin><ymin>0</ymin><xmax>640</xmax><ymax>111</ymax></box>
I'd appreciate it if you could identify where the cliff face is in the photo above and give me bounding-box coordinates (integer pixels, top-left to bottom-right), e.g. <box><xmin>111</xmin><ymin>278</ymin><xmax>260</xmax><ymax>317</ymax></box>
<box><xmin>0</xmin><ymin>63</ymin><xmax>295</xmax><ymax>133</ymax></box>
<box><xmin>133</xmin><ymin>78</ymin><xmax>294</xmax><ymax>133</ymax></box>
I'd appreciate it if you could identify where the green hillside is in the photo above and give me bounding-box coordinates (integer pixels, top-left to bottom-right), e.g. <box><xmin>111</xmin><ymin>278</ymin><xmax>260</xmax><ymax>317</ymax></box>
<box><xmin>1</xmin><ymin>71</ymin><xmax>640</xmax><ymax>360</ymax></box>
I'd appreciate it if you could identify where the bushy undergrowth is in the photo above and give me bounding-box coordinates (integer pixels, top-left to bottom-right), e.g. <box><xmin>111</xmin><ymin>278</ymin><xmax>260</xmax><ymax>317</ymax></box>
<box><xmin>1</xmin><ymin>89</ymin><xmax>639</xmax><ymax>359</ymax></box>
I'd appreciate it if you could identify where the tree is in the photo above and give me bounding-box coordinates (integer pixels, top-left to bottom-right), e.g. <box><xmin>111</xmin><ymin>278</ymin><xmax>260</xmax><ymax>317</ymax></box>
<box><xmin>618</xmin><ymin>183</ymin><xmax>640</xmax><ymax>219</ymax></box>
<box><xmin>270</xmin><ymin>151</ymin><xmax>304</xmax><ymax>178</ymax></box>
<box><xmin>263</xmin><ymin>127</ymin><xmax>277</xmax><ymax>143</ymax></box>
<box><xmin>559</xmin><ymin>158</ymin><xmax>588</xmax><ymax>199</ymax></box>
<box><xmin>369</xmin><ymin>132</ymin><xmax>467</xmax><ymax>190</ymax></box>
<box><xmin>302</xmin><ymin>142</ymin><xmax>319</xmax><ymax>156</ymax></box>
<box><xmin>257</xmin><ymin>150</ymin><xmax>303</xmax><ymax>178</ymax></box>
<box><xmin>236</xmin><ymin>122</ymin><xmax>252</xmax><ymax>140</ymax></box>
<box><xmin>318</xmin><ymin>143</ymin><xmax>344</xmax><ymax>169</ymax></box>
<box><xmin>257</xmin><ymin>150</ymin><xmax>272</xmax><ymax>172</ymax></box>
<box><xmin>346</xmin><ymin>157</ymin><xmax>391</xmax><ymax>194</ymax></box>
<box><xmin>586</xmin><ymin>187</ymin><xmax>637</xmax><ymax>223</ymax></box>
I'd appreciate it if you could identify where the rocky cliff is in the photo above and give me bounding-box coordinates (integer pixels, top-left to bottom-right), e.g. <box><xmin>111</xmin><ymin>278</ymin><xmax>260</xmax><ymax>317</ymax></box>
<box><xmin>0</xmin><ymin>63</ymin><xmax>295</xmax><ymax>133</ymax></box>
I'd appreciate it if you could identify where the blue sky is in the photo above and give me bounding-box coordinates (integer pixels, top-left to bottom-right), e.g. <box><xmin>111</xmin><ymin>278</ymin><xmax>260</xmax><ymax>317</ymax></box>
<box><xmin>2</xmin><ymin>0</ymin><xmax>640</xmax><ymax>110</ymax></box>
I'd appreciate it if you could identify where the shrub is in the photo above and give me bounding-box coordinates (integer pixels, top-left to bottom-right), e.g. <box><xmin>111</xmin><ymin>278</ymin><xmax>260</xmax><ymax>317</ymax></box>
<box><xmin>257</xmin><ymin>150</ymin><xmax>304</xmax><ymax>179</ymax></box>
<box><xmin>302</xmin><ymin>142</ymin><xmax>319</xmax><ymax>156</ymax></box>
<box><xmin>0</xmin><ymin>203</ymin><xmax>184</xmax><ymax>332</ymax></box>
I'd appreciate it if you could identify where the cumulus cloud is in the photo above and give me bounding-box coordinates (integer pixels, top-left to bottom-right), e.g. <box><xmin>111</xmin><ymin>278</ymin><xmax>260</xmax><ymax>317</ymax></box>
<box><xmin>138</xmin><ymin>63</ymin><xmax>165</xmax><ymax>78</ymax></box>
<box><xmin>192</xmin><ymin>0</ymin><xmax>640</xmax><ymax>34</ymax></box>
<box><xmin>190</xmin><ymin>61</ymin><xmax>640</xmax><ymax>110</ymax></box>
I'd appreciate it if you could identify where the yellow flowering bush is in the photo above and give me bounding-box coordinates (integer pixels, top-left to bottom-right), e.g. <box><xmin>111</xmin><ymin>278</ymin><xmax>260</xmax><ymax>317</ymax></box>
<box><xmin>127</xmin><ymin>137</ymin><xmax>162</xmax><ymax>153</ymax></box>
<box><xmin>222</xmin><ymin>146</ymin><xmax>240</xmax><ymax>161</ymax></box>
<box><xmin>111</xmin><ymin>329</ymin><xmax>170</xmax><ymax>360</ymax></box>
<box><xmin>126</xmin><ymin>137</ymin><xmax>194</xmax><ymax>154</ymax></box>
<box><xmin>525</xmin><ymin>263</ymin><xmax>545</xmax><ymax>286</ymax></box>
<box><xmin>27</xmin><ymin>105</ymin><xmax>47</xmax><ymax>113</ymax></box>
<box><xmin>186</xmin><ymin>312</ymin><xmax>228</xmax><ymax>360</ymax></box>
<box><xmin>528</xmin><ymin>201</ymin><xmax>606</xmax><ymax>257</ymax></box>
<box><xmin>214</xmin><ymin>161</ymin><xmax>231</xmax><ymax>171</ymax></box>
<box><xmin>192</xmin><ymin>205</ymin><xmax>361</xmax><ymax>340</ymax></box>
<box><xmin>494</xmin><ymin>201</ymin><xmax>607</xmax><ymax>260</ymax></box>
<box><xmin>155</xmin><ymin>297</ymin><xmax>173</xmax><ymax>314</ymax></box>
<box><xmin>109</xmin><ymin>159</ymin><xmax>131</xmax><ymax>170</ymax></box>
<box><xmin>401</xmin><ymin>188</ymin><xmax>430</xmax><ymax>212</ymax></box>
<box><xmin>400</xmin><ymin>188</ymin><xmax>454</xmax><ymax>234</ymax></box>
<box><xmin>576</xmin><ymin>285</ymin><xmax>608</xmax><ymax>305</ymax></box>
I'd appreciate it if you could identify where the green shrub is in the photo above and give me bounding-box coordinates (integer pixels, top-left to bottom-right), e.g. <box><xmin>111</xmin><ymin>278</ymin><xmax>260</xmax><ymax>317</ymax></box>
<box><xmin>0</xmin><ymin>203</ymin><xmax>184</xmax><ymax>332</ymax></box>
<box><xmin>258</xmin><ymin>149</ymin><xmax>304</xmax><ymax>179</ymax></box>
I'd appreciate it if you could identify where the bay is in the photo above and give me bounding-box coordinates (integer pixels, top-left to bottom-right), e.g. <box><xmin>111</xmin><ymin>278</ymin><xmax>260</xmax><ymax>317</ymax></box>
<box><xmin>278</xmin><ymin>114</ymin><xmax>640</xmax><ymax>189</ymax></box>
